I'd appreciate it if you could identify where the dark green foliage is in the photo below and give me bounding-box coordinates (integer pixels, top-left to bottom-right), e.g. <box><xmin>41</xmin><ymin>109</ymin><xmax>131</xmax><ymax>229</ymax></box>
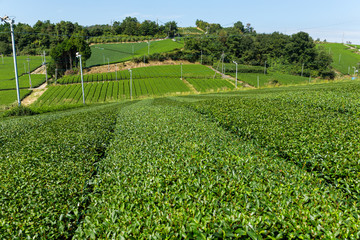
<box><xmin>2</xmin><ymin>105</ymin><xmax>36</xmax><ymax>117</ymax></box>
<box><xmin>49</xmin><ymin>37</ymin><xmax>91</xmax><ymax>76</ymax></box>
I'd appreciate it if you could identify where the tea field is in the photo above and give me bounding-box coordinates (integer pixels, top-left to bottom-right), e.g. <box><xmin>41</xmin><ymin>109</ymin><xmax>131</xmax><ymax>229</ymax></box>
<box><xmin>57</xmin><ymin>64</ymin><xmax>220</xmax><ymax>84</ymax></box>
<box><xmin>1</xmin><ymin>80</ymin><xmax>360</xmax><ymax>238</ymax></box>
<box><xmin>86</xmin><ymin>39</ymin><xmax>184</xmax><ymax>67</ymax></box>
<box><xmin>0</xmin><ymin>55</ymin><xmax>47</xmax><ymax>107</ymax></box>
<box><xmin>34</xmin><ymin>64</ymin><xmax>232</xmax><ymax>106</ymax></box>
<box><xmin>317</xmin><ymin>43</ymin><xmax>360</xmax><ymax>75</ymax></box>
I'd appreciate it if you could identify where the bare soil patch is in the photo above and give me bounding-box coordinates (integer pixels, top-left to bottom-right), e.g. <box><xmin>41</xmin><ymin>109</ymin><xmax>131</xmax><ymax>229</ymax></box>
<box><xmin>84</xmin><ymin>60</ymin><xmax>197</xmax><ymax>74</ymax></box>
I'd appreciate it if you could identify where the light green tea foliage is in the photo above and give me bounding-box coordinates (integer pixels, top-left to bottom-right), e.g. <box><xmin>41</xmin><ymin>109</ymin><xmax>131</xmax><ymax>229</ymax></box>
<box><xmin>0</xmin><ymin>55</ymin><xmax>44</xmax><ymax>81</ymax></box>
<box><xmin>86</xmin><ymin>39</ymin><xmax>183</xmax><ymax>67</ymax></box>
<box><xmin>318</xmin><ymin>43</ymin><xmax>360</xmax><ymax>75</ymax></box>
<box><xmin>0</xmin><ymin>89</ymin><xmax>31</xmax><ymax>107</ymax></box>
<box><xmin>33</xmin><ymin>78</ymin><xmax>190</xmax><ymax>106</ymax></box>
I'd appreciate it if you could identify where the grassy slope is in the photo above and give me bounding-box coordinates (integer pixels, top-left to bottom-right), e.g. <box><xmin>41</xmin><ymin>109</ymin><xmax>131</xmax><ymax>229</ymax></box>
<box><xmin>0</xmin><ymin>89</ymin><xmax>31</xmax><ymax>108</ymax></box>
<box><xmin>318</xmin><ymin>43</ymin><xmax>360</xmax><ymax>75</ymax></box>
<box><xmin>0</xmin><ymin>55</ymin><xmax>44</xmax><ymax>81</ymax></box>
<box><xmin>86</xmin><ymin>39</ymin><xmax>184</xmax><ymax>67</ymax></box>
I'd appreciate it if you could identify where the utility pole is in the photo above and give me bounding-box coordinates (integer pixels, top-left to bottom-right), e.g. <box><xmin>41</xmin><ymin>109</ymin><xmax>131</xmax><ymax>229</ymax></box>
<box><xmin>233</xmin><ymin>61</ymin><xmax>238</xmax><ymax>88</ymax></box>
<box><xmin>1</xmin><ymin>16</ymin><xmax>21</xmax><ymax>106</ymax></box>
<box><xmin>27</xmin><ymin>57</ymin><xmax>32</xmax><ymax>88</ymax></box>
<box><xmin>76</xmin><ymin>52</ymin><xmax>85</xmax><ymax>104</ymax></box>
<box><xmin>55</xmin><ymin>69</ymin><xmax>58</xmax><ymax>83</ymax></box>
<box><xmin>301</xmin><ymin>63</ymin><xmax>304</xmax><ymax>77</ymax></box>
<box><xmin>180</xmin><ymin>63</ymin><xmax>183</xmax><ymax>80</ymax></box>
<box><xmin>43</xmin><ymin>51</ymin><xmax>48</xmax><ymax>84</ymax></box>
<box><xmin>129</xmin><ymin>69</ymin><xmax>133</xmax><ymax>100</ymax></box>
<box><xmin>264</xmin><ymin>61</ymin><xmax>267</xmax><ymax>75</ymax></box>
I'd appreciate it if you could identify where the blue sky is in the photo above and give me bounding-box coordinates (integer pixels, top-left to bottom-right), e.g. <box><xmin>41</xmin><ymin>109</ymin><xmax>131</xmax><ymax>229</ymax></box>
<box><xmin>1</xmin><ymin>0</ymin><xmax>360</xmax><ymax>44</ymax></box>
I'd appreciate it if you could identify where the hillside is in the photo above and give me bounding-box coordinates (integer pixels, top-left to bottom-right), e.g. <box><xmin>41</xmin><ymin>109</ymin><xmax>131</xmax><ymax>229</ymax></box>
<box><xmin>317</xmin><ymin>42</ymin><xmax>360</xmax><ymax>75</ymax></box>
<box><xmin>86</xmin><ymin>39</ymin><xmax>184</xmax><ymax>67</ymax></box>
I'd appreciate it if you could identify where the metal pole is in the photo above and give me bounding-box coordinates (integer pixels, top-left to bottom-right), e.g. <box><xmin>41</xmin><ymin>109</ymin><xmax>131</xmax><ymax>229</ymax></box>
<box><xmin>181</xmin><ymin>63</ymin><xmax>183</xmax><ymax>80</ymax></box>
<box><xmin>55</xmin><ymin>68</ymin><xmax>58</xmax><ymax>83</ymax></box>
<box><xmin>2</xmin><ymin>16</ymin><xmax>21</xmax><ymax>106</ymax></box>
<box><xmin>233</xmin><ymin>61</ymin><xmax>238</xmax><ymax>88</ymax></box>
<box><xmin>301</xmin><ymin>63</ymin><xmax>304</xmax><ymax>77</ymax></box>
<box><xmin>76</xmin><ymin>52</ymin><xmax>85</xmax><ymax>104</ymax></box>
<box><xmin>264</xmin><ymin>61</ymin><xmax>267</xmax><ymax>75</ymax></box>
<box><xmin>129</xmin><ymin>69</ymin><xmax>132</xmax><ymax>100</ymax></box>
<box><xmin>43</xmin><ymin>51</ymin><xmax>48</xmax><ymax>84</ymax></box>
<box><xmin>27</xmin><ymin>57</ymin><xmax>32</xmax><ymax>88</ymax></box>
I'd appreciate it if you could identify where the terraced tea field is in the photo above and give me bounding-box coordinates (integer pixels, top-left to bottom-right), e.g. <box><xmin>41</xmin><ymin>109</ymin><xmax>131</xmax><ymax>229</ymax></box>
<box><xmin>34</xmin><ymin>64</ymin><xmax>232</xmax><ymax>106</ymax></box>
<box><xmin>86</xmin><ymin>39</ymin><xmax>184</xmax><ymax>67</ymax></box>
<box><xmin>1</xmin><ymin>80</ymin><xmax>360</xmax><ymax>238</ymax></box>
<box><xmin>318</xmin><ymin>43</ymin><xmax>360</xmax><ymax>75</ymax></box>
<box><xmin>57</xmin><ymin>64</ymin><xmax>219</xmax><ymax>84</ymax></box>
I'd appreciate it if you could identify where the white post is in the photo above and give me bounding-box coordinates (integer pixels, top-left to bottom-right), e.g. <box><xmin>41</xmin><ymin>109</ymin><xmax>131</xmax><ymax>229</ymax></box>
<box><xmin>1</xmin><ymin>16</ymin><xmax>21</xmax><ymax>106</ymax></box>
<box><xmin>257</xmin><ymin>76</ymin><xmax>259</xmax><ymax>88</ymax></box>
<box><xmin>264</xmin><ymin>61</ymin><xmax>267</xmax><ymax>75</ymax></box>
<box><xmin>76</xmin><ymin>52</ymin><xmax>85</xmax><ymax>104</ymax></box>
<box><xmin>129</xmin><ymin>69</ymin><xmax>133</xmax><ymax>100</ymax></box>
<box><xmin>181</xmin><ymin>63</ymin><xmax>183</xmax><ymax>80</ymax></box>
<box><xmin>301</xmin><ymin>63</ymin><xmax>304</xmax><ymax>77</ymax></box>
<box><xmin>55</xmin><ymin>68</ymin><xmax>58</xmax><ymax>83</ymax></box>
<box><xmin>43</xmin><ymin>51</ymin><xmax>48</xmax><ymax>84</ymax></box>
<box><xmin>27</xmin><ymin>57</ymin><xmax>32</xmax><ymax>88</ymax></box>
<box><xmin>353</xmin><ymin>67</ymin><xmax>356</xmax><ymax>78</ymax></box>
<box><xmin>233</xmin><ymin>61</ymin><xmax>238</xmax><ymax>88</ymax></box>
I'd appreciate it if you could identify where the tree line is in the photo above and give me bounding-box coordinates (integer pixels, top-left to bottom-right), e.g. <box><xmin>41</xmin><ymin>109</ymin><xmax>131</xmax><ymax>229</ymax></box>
<box><xmin>182</xmin><ymin>31</ymin><xmax>334</xmax><ymax>78</ymax></box>
<box><xmin>0</xmin><ymin>17</ymin><xmax>178</xmax><ymax>56</ymax></box>
<box><xmin>0</xmin><ymin>17</ymin><xmax>334</xmax><ymax>79</ymax></box>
